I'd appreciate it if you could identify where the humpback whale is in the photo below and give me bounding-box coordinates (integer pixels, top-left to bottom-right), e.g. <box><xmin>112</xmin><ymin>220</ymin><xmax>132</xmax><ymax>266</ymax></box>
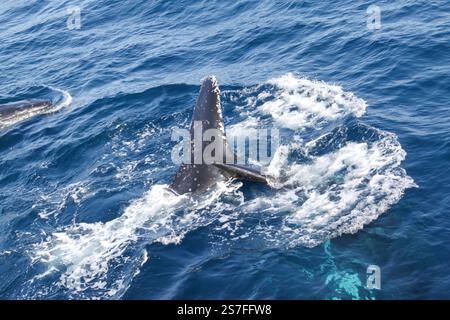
<box><xmin>170</xmin><ymin>76</ymin><xmax>268</xmax><ymax>195</ymax></box>
<box><xmin>0</xmin><ymin>100</ymin><xmax>53</xmax><ymax>128</ymax></box>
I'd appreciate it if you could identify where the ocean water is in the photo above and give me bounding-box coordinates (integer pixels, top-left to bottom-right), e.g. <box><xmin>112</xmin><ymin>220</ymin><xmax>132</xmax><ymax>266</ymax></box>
<box><xmin>0</xmin><ymin>0</ymin><xmax>449</xmax><ymax>300</ymax></box>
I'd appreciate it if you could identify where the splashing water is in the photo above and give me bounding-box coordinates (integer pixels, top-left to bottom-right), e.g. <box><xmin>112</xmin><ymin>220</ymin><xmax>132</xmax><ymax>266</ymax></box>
<box><xmin>32</xmin><ymin>185</ymin><xmax>183</xmax><ymax>297</ymax></box>
<box><xmin>28</xmin><ymin>74</ymin><xmax>414</xmax><ymax>298</ymax></box>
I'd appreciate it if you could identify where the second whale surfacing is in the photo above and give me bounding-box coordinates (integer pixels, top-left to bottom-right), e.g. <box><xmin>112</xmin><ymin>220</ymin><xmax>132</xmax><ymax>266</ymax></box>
<box><xmin>170</xmin><ymin>76</ymin><xmax>268</xmax><ymax>195</ymax></box>
<box><xmin>0</xmin><ymin>99</ymin><xmax>53</xmax><ymax>129</ymax></box>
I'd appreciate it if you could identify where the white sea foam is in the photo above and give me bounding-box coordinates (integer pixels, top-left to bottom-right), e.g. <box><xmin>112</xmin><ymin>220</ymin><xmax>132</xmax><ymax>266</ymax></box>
<box><xmin>264</xmin><ymin>74</ymin><xmax>366</xmax><ymax>130</ymax></box>
<box><xmin>242</xmin><ymin>131</ymin><xmax>416</xmax><ymax>247</ymax></box>
<box><xmin>229</xmin><ymin>73</ymin><xmax>366</xmax><ymax>131</ymax></box>
<box><xmin>32</xmin><ymin>184</ymin><xmax>184</xmax><ymax>297</ymax></box>
<box><xmin>30</xmin><ymin>180</ymin><xmax>242</xmax><ymax>298</ymax></box>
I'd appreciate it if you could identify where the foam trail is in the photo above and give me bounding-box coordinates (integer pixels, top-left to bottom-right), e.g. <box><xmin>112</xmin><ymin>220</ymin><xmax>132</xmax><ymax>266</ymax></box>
<box><xmin>30</xmin><ymin>180</ymin><xmax>241</xmax><ymax>299</ymax></box>
<box><xmin>31</xmin><ymin>185</ymin><xmax>185</xmax><ymax>298</ymax></box>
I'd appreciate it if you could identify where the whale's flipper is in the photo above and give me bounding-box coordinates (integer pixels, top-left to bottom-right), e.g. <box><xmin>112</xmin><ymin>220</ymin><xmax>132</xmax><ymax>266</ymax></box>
<box><xmin>170</xmin><ymin>76</ymin><xmax>268</xmax><ymax>195</ymax></box>
<box><xmin>212</xmin><ymin>163</ymin><xmax>268</xmax><ymax>184</ymax></box>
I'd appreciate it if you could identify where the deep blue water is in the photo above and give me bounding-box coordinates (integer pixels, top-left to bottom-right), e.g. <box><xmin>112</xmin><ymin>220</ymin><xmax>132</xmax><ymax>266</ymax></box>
<box><xmin>0</xmin><ymin>0</ymin><xmax>449</xmax><ymax>299</ymax></box>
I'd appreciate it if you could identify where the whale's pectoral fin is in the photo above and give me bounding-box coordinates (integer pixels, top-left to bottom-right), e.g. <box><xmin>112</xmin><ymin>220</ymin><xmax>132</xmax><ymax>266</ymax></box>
<box><xmin>213</xmin><ymin>163</ymin><xmax>268</xmax><ymax>184</ymax></box>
